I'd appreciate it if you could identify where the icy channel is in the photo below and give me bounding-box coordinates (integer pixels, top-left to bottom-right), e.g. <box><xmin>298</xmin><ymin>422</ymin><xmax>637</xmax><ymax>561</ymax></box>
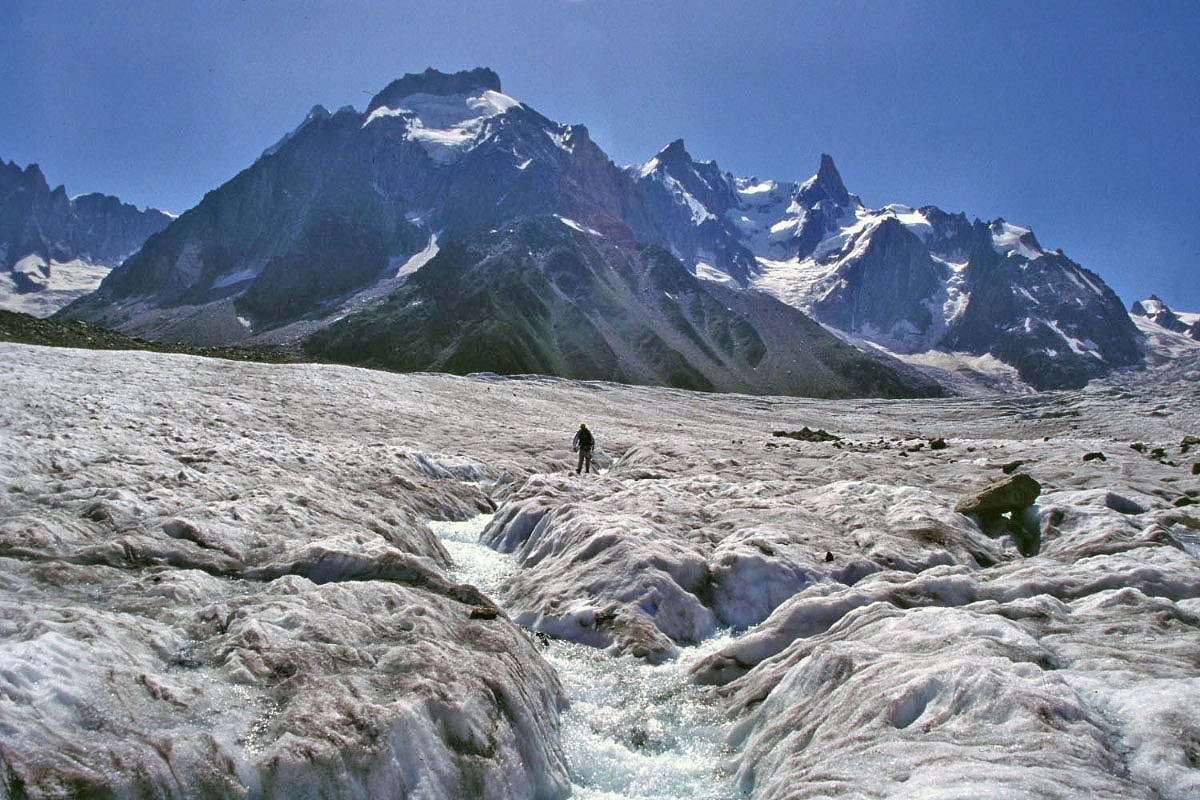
<box><xmin>429</xmin><ymin>517</ymin><xmax>741</xmax><ymax>800</ymax></box>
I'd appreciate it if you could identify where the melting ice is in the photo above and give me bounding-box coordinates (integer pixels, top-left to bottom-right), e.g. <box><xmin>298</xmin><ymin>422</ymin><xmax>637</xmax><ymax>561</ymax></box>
<box><xmin>3</xmin><ymin>343</ymin><xmax>1199</xmax><ymax>799</ymax></box>
<box><xmin>430</xmin><ymin>516</ymin><xmax>741</xmax><ymax>799</ymax></box>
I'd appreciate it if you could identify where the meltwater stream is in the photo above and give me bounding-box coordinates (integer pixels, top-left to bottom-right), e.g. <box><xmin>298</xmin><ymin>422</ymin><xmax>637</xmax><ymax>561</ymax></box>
<box><xmin>429</xmin><ymin>517</ymin><xmax>743</xmax><ymax>800</ymax></box>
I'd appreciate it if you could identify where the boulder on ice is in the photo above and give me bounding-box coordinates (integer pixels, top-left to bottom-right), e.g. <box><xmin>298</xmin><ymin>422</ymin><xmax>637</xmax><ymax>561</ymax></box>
<box><xmin>955</xmin><ymin>473</ymin><xmax>1042</xmax><ymax>516</ymax></box>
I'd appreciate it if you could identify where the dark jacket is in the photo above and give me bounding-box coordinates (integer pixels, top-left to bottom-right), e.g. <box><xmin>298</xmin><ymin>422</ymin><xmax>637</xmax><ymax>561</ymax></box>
<box><xmin>573</xmin><ymin>426</ymin><xmax>594</xmax><ymax>452</ymax></box>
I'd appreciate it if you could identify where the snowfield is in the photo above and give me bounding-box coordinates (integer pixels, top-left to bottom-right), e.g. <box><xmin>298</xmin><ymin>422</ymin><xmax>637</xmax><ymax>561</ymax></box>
<box><xmin>0</xmin><ymin>256</ymin><xmax>113</xmax><ymax>318</ymax></box>
<box><xmin>1</xmin><ymin>342</ymin><xmax>1198</xmax><ymax>799</ymax></box>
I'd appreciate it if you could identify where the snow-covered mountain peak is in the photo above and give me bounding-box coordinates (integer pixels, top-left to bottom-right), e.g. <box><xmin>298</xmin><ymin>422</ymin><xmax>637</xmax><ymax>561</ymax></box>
<box><xmin>365</xmin><ymin>88</ymin><xmax>520</xmax><ymax>128</ymax></box>
<box><xmin>1130</xmin><ymin>294</ymin><xmax>1200</xmax><ymax>340</ymax></box>
<box><xmin>1132</xmin><ymin>294</ymin><xmax>1169</xmax><ymax>316</ymax></box>
<box><xmin>639</xmin><ymin>138</ymin><xmax>702</xmax><ymax>176</ymax></box>
<box><xmin>365</xmin><ymin>67</ymin><xmax>502</xmax><ymax>114</ymax></box>
<box><xmin>637</xmin><ymin>139</ymin><xmax>725</xmax><ymax>189</ymax></box>
<box><xmin>364</xmin><ymin>88</ymin><xmax>522</xmax><ymax>164</ymax></box>
<box><xmin>988</xmin><ymin>219</ymin><xmax>1044</xmax><ymax>260</ymax></box>
<box><xmin>634</xmin><ymin>138</ymin><xmax>739</xmax><ymax>226</ymax></box>
<box><xmin>360</xmin><ymin>69</ymin><xmax>524</xmax><ymax>163</ymax></box>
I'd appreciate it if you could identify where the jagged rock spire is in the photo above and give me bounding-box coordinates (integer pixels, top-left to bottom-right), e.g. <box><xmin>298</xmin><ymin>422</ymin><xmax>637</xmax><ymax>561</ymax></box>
<box><xmin>797</xmin><ymin>153</ymin><xmax>851</xmax><ymax>208</ymax></box>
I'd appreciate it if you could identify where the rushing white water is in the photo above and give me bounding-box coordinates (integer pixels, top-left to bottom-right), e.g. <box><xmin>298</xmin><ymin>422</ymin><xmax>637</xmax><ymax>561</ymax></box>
<box><xmin>429</xmin><ymin>516</ymin><xmax>742</xmax><ymax>800</ymax></box>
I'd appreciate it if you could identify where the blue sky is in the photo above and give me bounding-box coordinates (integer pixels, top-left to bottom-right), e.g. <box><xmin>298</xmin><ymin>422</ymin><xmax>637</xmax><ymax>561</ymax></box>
<box><xmin>3</xmin><ymin>0</ymin><xmax>1197</xmax><ymax>310</ymax></box>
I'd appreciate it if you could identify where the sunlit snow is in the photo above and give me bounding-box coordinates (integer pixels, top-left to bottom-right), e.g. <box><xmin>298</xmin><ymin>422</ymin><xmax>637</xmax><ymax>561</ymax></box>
<box><xmin>393</xmin><ymin>234</ymin><xmax>440</xmax><ymax>278</ymax></box>
<box><xmin>990</xmin><ymin>220</ymin><xmax>1044</xmax><ymax>260</ymax></box>
<box><xmin>693</xmin><ymin>261</ymin><xmax>739</xmax><ymax>286</ymax></box>
<box><xmin>364</xmin><ymin>90</ymin><xmax>521</xmax><ymax>164</ymax></box>
<box><xmin>0</xmin><ymin>255</ymin><xmax>112</xmax><ymax>317</ymax></box>
<box><xmin>555</xmin><ymin>216</ymin><xmax>604</xmax><ymax>237</ymax></box>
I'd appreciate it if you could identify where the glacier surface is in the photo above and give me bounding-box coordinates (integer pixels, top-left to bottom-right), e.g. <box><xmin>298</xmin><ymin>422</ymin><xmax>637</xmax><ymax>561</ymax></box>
<box><xmin>1</xmin><ymin>342</ymin><xmax>1198</xmax><ymax>798</ymax></box>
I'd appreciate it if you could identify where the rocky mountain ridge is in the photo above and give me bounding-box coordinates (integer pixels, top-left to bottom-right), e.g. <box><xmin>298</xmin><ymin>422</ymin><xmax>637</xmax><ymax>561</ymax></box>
<box><xmin>56</xmin><ymin>67</ymin><xmax>1157</xmax><ymax>392</ymax></box>
<box><xmin>304</xmin><ymin>215</ymin><xmax>937</xmax><ymax>398</ymax></box>
<box><xmin>632</xmin><ymin>141</ymin><xmax>1143</xmax><ymax>389</ymax></box>
<box><xmin>1131</xmin><ymin>294</ymin><xmax>1200</xmax><ymax>341</ymax></box>
<box><xmin>0</xmin><ymin>158</ymin><xmax>171</xmax><ymax>317</ymax></box>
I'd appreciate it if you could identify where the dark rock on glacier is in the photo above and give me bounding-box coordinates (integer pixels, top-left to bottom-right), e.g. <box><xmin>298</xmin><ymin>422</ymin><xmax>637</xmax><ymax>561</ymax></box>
<box><xmin>955</xmin><ymin>473</ymin><xmax>1041</xmax><ymax>516</ymax></box>
<box><xmin>773</xmin><ymin>427</ymin><xmax>841</xmax><ymax>442</ymax></box>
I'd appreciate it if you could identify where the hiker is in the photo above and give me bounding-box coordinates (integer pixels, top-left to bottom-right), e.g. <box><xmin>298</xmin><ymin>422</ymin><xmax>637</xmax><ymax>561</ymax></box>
<box><xmin>572</xmin><ymin>423</ymin><xmax>594</xmax><ymax>474</ymax></box>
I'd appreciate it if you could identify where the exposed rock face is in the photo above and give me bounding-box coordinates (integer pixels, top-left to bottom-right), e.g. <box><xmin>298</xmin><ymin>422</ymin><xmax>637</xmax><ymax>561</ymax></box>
<box><xmin>0</xmin><ymin>159</ymin><xmax>170</xmax><ymax>315</ymax></box>
<box><xmin>60</xmin><ymin>68</ymin><xmax>663</xmax><ymax>348</ymax></box>
<box><xmin>303</xmin><ymin>215</ymin><xmax>940</xmax><ymax>398</ymax></box>
<box><xmin>54</xmin><ymin>66</ymin><xmax>1149</xmax><ymax>391</ymax></box>
<box><xmin>632</xmin><ymin>139</ymin><xmax>759</xmax><ymax>285</ymax></box>
<box><xmin>366</xmin><ymin>66</ymin><xmax>503</xmax><ymax>113</ymax></box>
<box><xmin>808</xmin><ymin>216</ymin><xmax>951</xmax><ymax>352</ymax></box>
<box><xmin>939</xmin><ymin>237</ymin><xmax>1142</xmax><ymax>389</ymax></box>
<box><xmin>796</xmin><ymin>153</ymin><xmax>852</xmax><ymax>209</ymax></box>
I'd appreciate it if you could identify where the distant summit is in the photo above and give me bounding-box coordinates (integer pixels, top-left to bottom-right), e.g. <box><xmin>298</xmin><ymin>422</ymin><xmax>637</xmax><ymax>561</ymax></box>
<box><xmin>633</xmin><ymin>147</ymin><xmax>1142</xmax><ymax>389</ymax></box>
<box><xmin>0</xmin><ymin>158</ymin><xmax>170</xmax><ymax>317</ymax></box>
<box><xmin>796</xmin><ymin>153</ymin><xmax>851</xmax><ymax>208</ymax></box>
<box><xmin>1131</xmin><ymin>295</ymin><xmax>1199</xmax><ymax>341</ymax></box>
<box><xmin>367</xmin><ymin>67</ymin><xmax>503</xmax><ymax>113</ymax></box>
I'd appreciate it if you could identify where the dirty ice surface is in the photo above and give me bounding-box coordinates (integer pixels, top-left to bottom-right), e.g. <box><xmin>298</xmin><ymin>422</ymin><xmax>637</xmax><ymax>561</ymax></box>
<box><xmin>2</xmin><ymin>341</ymin><xmax>1200</xmax><ymax>799</ymax></box>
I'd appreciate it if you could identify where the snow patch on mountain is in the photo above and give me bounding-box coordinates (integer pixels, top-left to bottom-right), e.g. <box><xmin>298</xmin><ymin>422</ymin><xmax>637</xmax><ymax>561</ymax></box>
<box><xmin>694</xmin><ymin>261</ymin><xmax>739</xmax><ymax>286</ymax></box>
<box><xmin>0</xmin><ymin>255</ymin><xmax>112</xmax><ymax>317</ymax></box>
<box><xmin>989</xmin><ymin>219</ymin><xmax>1044</xmax><ymax>260</ymax></box>
<box><xmin>555</xmin><ymin>216</ymin><xmax>603</xmax><ymax>237</ymax></box>
<box><xmin>752</xmin><ymin>256</ymin><xmax>836</xmax><ymax>314</ymax></box>
<box><xmin>365</xmin><ymin>90</ymin><xmax>522</xmax><ymax>164</ymax></box>
<box><xmin>211</xmin><ymin>267</ymin><xmax>258</xmax><ymax>290</ymax></box>
<box><xmin>393</xmin><ymin>234</ymin><xmax>440</xmax><ymax>278</ymax></box>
